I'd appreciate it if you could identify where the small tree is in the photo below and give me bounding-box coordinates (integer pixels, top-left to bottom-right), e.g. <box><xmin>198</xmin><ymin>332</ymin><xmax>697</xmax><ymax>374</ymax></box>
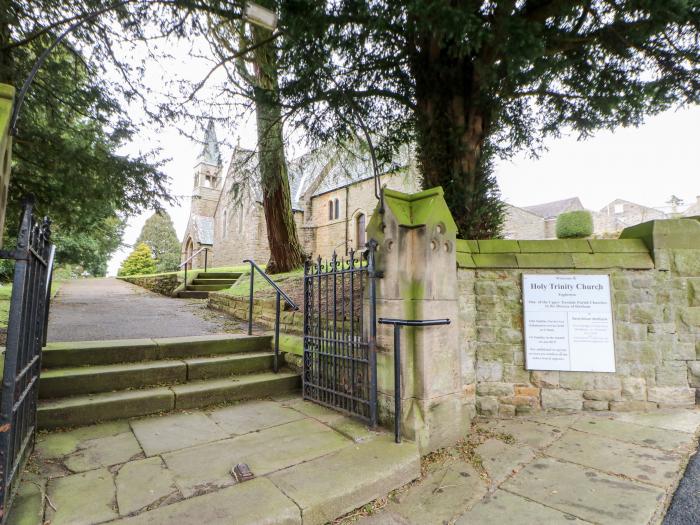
<box><xmin>556</xmin><ymin>211</ymin><xmax>594</xmax><ymax>239</ymax></box>
<box><xmin>118</xmin><ymin>243</ymin><xmax>157</xmax><ymax>276</ymax></box>
<box><xmin>136</xmin><ymin>212</ymin><xmax>181</xmax><ymax>272</ymax></box>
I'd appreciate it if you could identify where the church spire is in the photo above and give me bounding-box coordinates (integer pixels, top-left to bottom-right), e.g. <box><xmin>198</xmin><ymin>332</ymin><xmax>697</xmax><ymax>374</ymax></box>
<box><xmin>197</xmin><ymin>120</ymin><xmax>221</xmax><ymax>166</ymax></box>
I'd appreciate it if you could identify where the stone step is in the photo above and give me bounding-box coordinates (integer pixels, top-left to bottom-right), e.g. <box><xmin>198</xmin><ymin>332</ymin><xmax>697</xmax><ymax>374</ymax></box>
<box><xmin>38</xmin><ymin>371</ymin><xmax>300</xmax><ymax>429</ymax></box>
<box><xmin>186</xmin><ymin>284</ymin><xmax>231</xmax><ymax>292</ymax></box>
<box><xmin>39</xmin><ymin>352</ymin><xmax>275</xmax><ymax>399</ymax></box>
<box><xmin>177</xmin><ymin>290</ymin><xmax>209</xmax><ymax>299</ymax></box>
<box><xmin>191</xmin><ymin>278</ymin><xmax>237</xmax><ymax>286</ymax></box>
<box><xmin>196</xmin><ymin>272</ymin><xmax>241</xmax><ymax>279</ymax></box>
<box><xmin>42</xmin><ymin>335</ymin><xmax>272</xmax><ymax>368</ymax></box>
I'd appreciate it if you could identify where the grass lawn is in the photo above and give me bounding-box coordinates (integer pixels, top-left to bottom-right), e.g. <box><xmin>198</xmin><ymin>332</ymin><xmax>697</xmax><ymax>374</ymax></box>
<box><xmin>223</xmin><ymin>267</ymin><xmax>304</xmax><ymax>298</ymax></box>
<box><xmin>0</xmin><ymin>281</ymin><xmax>63</xmax><ymax>329</ymax></box>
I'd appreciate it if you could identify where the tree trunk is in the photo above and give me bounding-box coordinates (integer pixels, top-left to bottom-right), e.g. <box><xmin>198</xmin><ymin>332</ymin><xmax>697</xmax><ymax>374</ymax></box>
<box><xmin>251</xmin><ymin>21</ymin><xmax>306</xmax><ymax>274</ymax></box>
<box><xmin>410</xmin><ymin>33</ymin><xmax>504</xmax><ymax>239</ymax></box>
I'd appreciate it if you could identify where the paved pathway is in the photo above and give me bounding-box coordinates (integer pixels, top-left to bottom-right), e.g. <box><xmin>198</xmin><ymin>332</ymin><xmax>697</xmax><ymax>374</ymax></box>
<box><xmin>47</xmin><ymin>278</ymin><xmax>233</xmax><ymax>342</ymax></box>
<box><xmin>358</xmin><ymin>409</ymin><xmax>700</xmax><ymax>525</ymax></box>
<box><xmin>13</xmin><ymin>397</ymin><xmax>412</xmax><ymax>525</ymax></box>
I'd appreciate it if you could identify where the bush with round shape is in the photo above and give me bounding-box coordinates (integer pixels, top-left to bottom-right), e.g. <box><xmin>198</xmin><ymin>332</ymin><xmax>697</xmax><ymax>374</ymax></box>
<box><xmin>556</xmin><ymin>211</ymin><xmax>593</xmax><ymax>239</ymax></box>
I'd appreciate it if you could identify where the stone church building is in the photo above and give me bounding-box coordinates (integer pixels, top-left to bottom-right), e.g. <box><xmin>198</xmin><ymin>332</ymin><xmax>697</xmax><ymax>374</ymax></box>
<box><xmin>181</xmin><ymin>123</ymin><xmax>687</xmax><ymax>268</ymax></box>
<box><xmin>180</xmin><ymin>123</ymin><xmax>420</xmax><ymax>269</ymax></box>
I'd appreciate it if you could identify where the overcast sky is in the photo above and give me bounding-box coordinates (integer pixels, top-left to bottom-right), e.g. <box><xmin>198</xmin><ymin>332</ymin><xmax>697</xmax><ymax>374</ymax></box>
<box><xmin>105</xmin><ymin>35</ymin><xmax>700</xmax><ymax>276</ymax></box>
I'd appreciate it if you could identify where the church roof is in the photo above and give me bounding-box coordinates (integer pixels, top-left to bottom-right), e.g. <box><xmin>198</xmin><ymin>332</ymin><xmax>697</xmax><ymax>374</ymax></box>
<box><xmin>221</xmin><ymin>142</ymin><xmax>412</xmax><ymax>212</ymax></box>
<box><xmin>192</xmin><ymin>215</ymin><xmax>214</xmax><ymax>245</ymax></box>
<box><xmin>197</xmin><ymin>120</ymin><xmax>221</xmax><ymax>166</ymax></box>
<box><xmin>523</xmin><ymin>197</ymin><xmax>585</xmax><ymax>218</ymax></box>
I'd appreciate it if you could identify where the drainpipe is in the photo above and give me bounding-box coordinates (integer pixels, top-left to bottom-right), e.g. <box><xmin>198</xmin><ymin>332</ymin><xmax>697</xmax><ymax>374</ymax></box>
<box><xmin>345</xmin><ymin>186</ymin><xmax>350</xmax><ymax>255</ymax></box>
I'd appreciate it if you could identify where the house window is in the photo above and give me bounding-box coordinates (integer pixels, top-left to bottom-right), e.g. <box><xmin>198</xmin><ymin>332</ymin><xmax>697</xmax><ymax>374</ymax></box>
<box><xmin>356</xmin><ymin>213</ymin><xmax>366</xmax><ymax>249</ymax></box>
<box><xmin>334</xmin><ymin>198</ymin><xmax>340</xmax><ymax>220</ymax></box>
<box><xmin>328</xmin><ymin>200</ymin><xmax>334</xmax><ymax>220</ymax></box>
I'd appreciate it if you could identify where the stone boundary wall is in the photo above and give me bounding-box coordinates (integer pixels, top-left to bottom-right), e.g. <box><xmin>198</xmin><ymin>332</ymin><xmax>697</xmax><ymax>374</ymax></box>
<box><xmin>117</xmin><ymin>274</ymin><xmax>180</xmax><ymax>297</ymax></box>
<box><xmin>456</xmin><ymin>226</ymin><xmax>700</xmax><ymax>416</ymax></box>
<box><xmin>208</xmin><ymin>293</ymin><xmax>304</xmax><ymax>334</ymax></box>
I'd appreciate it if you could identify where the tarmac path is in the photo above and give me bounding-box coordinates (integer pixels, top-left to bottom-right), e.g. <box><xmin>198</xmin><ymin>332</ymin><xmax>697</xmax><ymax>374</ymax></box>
<box><xmin>47</xmin><ymin>278</ymin><xmax>233</xmax><ymax>342</ymax></box>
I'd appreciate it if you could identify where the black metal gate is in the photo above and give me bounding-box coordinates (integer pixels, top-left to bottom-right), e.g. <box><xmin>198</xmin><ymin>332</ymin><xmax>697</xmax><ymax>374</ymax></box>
<box><xmin>0</xmin><ymin>198</ymin><xmax>54</xmax><ymax>521</ymax></box>
<box><xmin>303</xmin><ymin>242</ymin><xmax>378</xmax><ymax>426</ymax></box>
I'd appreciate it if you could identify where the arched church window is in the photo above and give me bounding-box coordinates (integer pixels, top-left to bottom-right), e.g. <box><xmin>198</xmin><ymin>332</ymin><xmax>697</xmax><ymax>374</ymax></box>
<box><xmin>334</xmin><ymin>198</ymin><xmax>340</xmax><ymax>220</ymax></box>
<box><xmin>356</xmin><ymin>213</ymin><xmax>366</xmax><ymax>249</ymax></box>
<box><xmin>328</xmin><ymin>200</ymin><xmax>334</xmax><ymax>221</ymax></box>
<box><xmin>223</xmin><ymin>210</ymin><xmax>228</xmax><ymax>239</ymax></box>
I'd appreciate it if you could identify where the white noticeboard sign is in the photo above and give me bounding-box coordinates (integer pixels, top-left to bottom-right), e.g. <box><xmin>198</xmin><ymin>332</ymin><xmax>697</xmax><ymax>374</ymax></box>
<box><xmin>523</xmin><ymin>274</ymin><xmax>616</xmax><ymax>372</ymax></box>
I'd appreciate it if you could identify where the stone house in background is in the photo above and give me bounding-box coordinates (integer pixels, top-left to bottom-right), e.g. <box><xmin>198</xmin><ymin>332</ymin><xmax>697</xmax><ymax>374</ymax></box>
<box><xmin>181</xmin><ymin>124</ymin><xmax>694</xmax><ymax>265</ymax></box>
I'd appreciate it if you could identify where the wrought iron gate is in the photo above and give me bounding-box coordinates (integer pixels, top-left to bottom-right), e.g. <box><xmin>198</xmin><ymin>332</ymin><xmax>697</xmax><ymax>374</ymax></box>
<box><xmin>0</xmin><ymin>198</ymin><xmax>54</xmax><ymax>521</ymax></box>
<box><xmin>303</xmin><ymin>241</ymin><xmax>378</xmax><ymax>426</ymax></box>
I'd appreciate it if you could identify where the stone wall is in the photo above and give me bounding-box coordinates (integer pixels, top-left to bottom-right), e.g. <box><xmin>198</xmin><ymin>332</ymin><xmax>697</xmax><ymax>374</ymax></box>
<box><xmin>117</xmin><ymin>274</ymin><xmax>180</xmax><ymax>296</ymax></box>
<box><xmin>308</xmin><ymin>172</ymin><xmax>420</xmax><ymax>257</ymax></box>
<box><xmin>502</xmin><ymin>205</ymin><xmax>545</xmax><ymax>240</ymax></box>
<box><xmin>208</xmin><ymin>292</ymin><xmax>304</xmax><ymax>334</ymax></box>
<box><xmin>455</xmin><ymin>226</ymin><xmax>700</xmax><ymax>416</ymax></box>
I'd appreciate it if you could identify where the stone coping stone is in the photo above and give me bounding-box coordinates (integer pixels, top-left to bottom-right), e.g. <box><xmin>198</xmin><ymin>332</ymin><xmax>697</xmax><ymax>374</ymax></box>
<box><xmin>110</xmin><ymin>478</ymin><xmax>300</xmax><ymax>525</ymax></box>
<box><xmin>171</xmin><ymin>371</ymin><xmax>300</xmax><ymax>410</ymax></box>
<box><xmin>42</xmin><ymin>334</ymin><xmax>272</xmax><ymax>367</ymax></box>
<box><xmin>43</xmin><ymin>339</ymin><xmax>159</xmax><ymax>368</ymax></box>
<box><xmin>38</xmin><ymin>387</ymin><xmax>174</xmax><ymax>430</ymax></box>
<box><xmin>154</xmin><ymin>334</ymin><xmax>271</xmax><ymax>359</ymax></box>
<box><xmin>455</xmin><ymin>237</ymin><xmax>657</xmax><ymax>269</ymax></box>
<box><xmin>268</xmin><ymin>434</ymin><xmax>420</xmax><ymax>525</ymax></box>
<box><xmin>39</xmin><ymin>360</ymin><xmax>187</xmax><ymax>399</ymax></box>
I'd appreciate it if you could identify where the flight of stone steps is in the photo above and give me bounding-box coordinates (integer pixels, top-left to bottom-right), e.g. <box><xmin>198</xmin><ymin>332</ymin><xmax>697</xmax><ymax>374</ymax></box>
<box><xmin>38</xmin><ymin>334</ymin><xmax>300</xmax><ymax>429</ymax></box>
<box><xmin>177</xmin><ymin>271</ymin><xmax>241</xmax><ymax>299</ymax></box>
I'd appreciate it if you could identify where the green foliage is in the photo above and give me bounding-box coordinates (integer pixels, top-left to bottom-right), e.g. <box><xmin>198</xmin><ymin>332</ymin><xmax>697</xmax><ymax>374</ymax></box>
<box><xmin>136</xmin><ymin>212</ymin><xmax>181</xmax><ymax>273</ymax></box>
<box><xmin>277</xmin><ymin>1</ymin><xmax>700</xmax><ymax>238</ymax></box>
<box><xmin>1</xmin><ymin>1</ymin><xmax>172</xmax><ymax>270</ymax></box>
<box><xmin>117</xmin><ymin>242</ymin><xmax>157</xmax><ymax>277</ymax></box>
<box><xmin>556</xmin><ymin>211</ymin><xmax>594</xmax><ymax>239</ymax></box>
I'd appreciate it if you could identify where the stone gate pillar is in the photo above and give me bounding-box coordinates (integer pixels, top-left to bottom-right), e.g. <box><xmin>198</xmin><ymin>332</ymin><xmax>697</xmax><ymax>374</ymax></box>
<box><xmin>367</xmin><ymin>187</ymin><xmax>475</xmax><ymax>453</ymax></box>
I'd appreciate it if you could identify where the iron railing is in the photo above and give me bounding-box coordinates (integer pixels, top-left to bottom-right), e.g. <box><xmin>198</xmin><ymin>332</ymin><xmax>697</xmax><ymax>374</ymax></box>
<box><xmin>179</xmin><ymin>247</ymin><xmax>208</xmax><ymax>288</ymax></box>
<box><xmin>0</xmin><ymin>198</ymin><xmax>54</xmax><ymax>521</ymax></box>
<box><xmin>303</xmin><ymin>242</ymin><xmax>379</xmax><ymax>426</ymax></box>
<box><xmin>378</xmin><ymin>318</ymin><xmax>451</xmax><ymax>443</ymax></box>
<box><xmin>243</xmin><ymin>259</ymin><xmax>298</xmax><ymax>373</ymax></box>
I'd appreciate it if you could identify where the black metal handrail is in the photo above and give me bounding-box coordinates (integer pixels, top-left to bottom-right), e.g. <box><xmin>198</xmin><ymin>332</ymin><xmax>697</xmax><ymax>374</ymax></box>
<box><xmin>179</xmin><ymin>247</ymin><xmax>209</xmax><ymax>287</ymax></box>
<box><xmin>378</xmin><ymin>318</ymin><xmax>451</xmax><ymax>443</ymax></box>
<box><xmin>243</xmin><ymin>259</ymin><xmax>299</xmax><ymax>373</ymax></box>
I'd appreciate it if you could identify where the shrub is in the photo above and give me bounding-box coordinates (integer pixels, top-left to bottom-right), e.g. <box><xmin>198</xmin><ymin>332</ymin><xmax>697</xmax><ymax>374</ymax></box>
<box><xmin>556</xmin><ymin>211</ymin><xmax>593</xmax><ymax>239</ymax></box>
<box><xmin>118</xmin><ymin>243</ymin><xmax>157</xmax><ymax>276</ymax></box>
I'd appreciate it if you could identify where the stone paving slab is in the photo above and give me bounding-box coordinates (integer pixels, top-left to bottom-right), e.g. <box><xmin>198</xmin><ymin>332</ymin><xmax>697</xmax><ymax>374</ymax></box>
<box><xmin>475</xmin><ymin>418</ymin><xmax>564</xmax><ymax>449</ymax></box>
<box><xmin>36</xmin><ymin>420</ymin><xmax>131</xmax><ymax>459</ymax></box>
<box><xmin>475</xmin><ymin>438</ymin><xmax>536</xmax><ymax>485</ymax></box>
<box><xmin>612</xmin><ymin>409</ymin><xmax>700</xmax><ymax>433</ymax></box>
<box><xmin>130</xmin><ymin>411</ymin><xmax>228</xmax><ymax>456</ymax></box>
<box><xmin>383</xmin><ymin>459</ymin><xmax>487</xmax><ymax>525</ymax></box>
<box><xmin>454</xmin><ymin>489</ymin><xmax>588</xmax><ymax>524</ymax></box>
<box><xmin>545</xmin><ymin>429</ymin><xmax>682</xmax><ymax>488</ymax></box>
<box><xmin>571</xmin><ymin>415</ymin><xmax>697</xmax><ymax>452</ymax></box>
<box><xmin>162</xmin><ymin>418</ymin><xmax>351</xmax><ymax>497</ymax></box>
<box><xmin>45</xmin><ymin>468</ymin><xmax>118</xmax><ymax>525</ymax></box>
<box><xmin>502</xmin><ymin>457</ymin><xmax>666</xmax><ymax>525</ymax></box>
<box><xmin>110</xmin><ymin>478</ymin><xmax>301</xmax><ymax>525</ymax></box>
<box><xmin>207</xmin><ymin>399</ymin><xmax>305</xmax><ymax>435</ymax></box>
<box><xmin>115</xmin><ymin>457</ymin><xmax>180</xmax><ymax>515</ymax></box>
<box><xmin>63</xmin><ymin>430</ymin><xmax>143</xmax><ymax>473</ymax></box>
<box><xmin>269</xmin><ymin>435</ymin><xmax>420</xmax><ymax>525</ymax></box>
